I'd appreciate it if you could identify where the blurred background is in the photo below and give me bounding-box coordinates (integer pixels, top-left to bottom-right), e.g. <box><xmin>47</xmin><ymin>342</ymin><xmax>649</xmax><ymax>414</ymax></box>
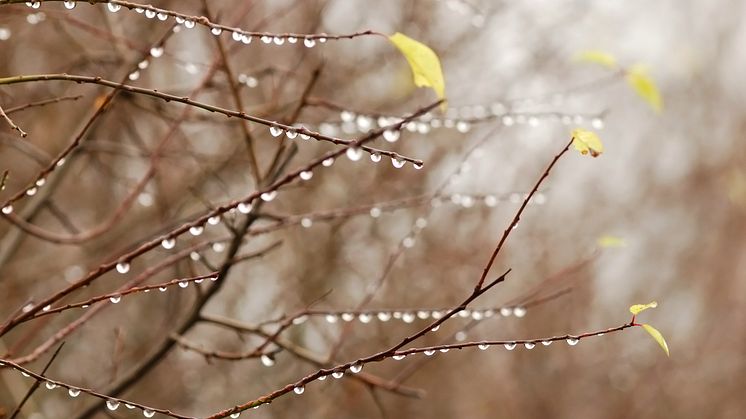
<box><xmin>0</xmin><ymin>0</ymin><xmax>744</xmax><ymax>418</ymax></box>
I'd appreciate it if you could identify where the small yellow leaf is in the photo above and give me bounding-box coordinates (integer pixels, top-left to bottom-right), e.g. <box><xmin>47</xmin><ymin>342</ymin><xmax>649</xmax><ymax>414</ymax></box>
<box><xmin>598</xmin><ymin>235</ymin><xmax>626</xmax><ymax>248</ymax></box>
<box><xmin>626</xmin><ymin>65</ymin><xmax>663</xmax><ymax>113</ymax></box>
<box><xmin>571</xmin><ymin>128</ymin><xmax>604</xmax><ymax>157</ymax></box>
<box><xmin>641</xmin><ymin>323</ymin><xmax>670</xmax><ymax>357</ymax></box>
<box><xmin>576</xmin><ymin>50</ymin><xmax>618</xmax><ymax>69</ymax></box>
<box><xmin>388</xmin><ymin>32</ymin><xmax>446</xmax><ymax>102</ymax></box>
<box><xmin>629</xmin><ymin>301</ymin><xmax>658</xmax><ymax>315</ymax></box>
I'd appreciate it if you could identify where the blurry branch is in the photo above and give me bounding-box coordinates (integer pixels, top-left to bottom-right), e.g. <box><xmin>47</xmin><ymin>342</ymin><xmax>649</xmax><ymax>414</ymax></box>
<box><xmin>0</xmin><ymin>104</ymin><xmax>27</xmax><ymax>138</ymax></box>
<box><xmin>3</xmin><ymin>95</ymin><xmax>84</xmax><ymax>115</ymax></box>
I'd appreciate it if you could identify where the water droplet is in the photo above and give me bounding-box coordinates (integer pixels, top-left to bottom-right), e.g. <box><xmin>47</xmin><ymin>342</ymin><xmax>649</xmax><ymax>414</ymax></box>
<box><xmin>35</xmin><ymin>178</ymin><xmax>46</xmax><ymax>187</ymax></box>
<box><xmin>125</xmin><ymin>403</ymin><xmax>136</xmax><ymax>409</ymax></box>
<box><xmin>138</xmin><ymin>59</ymin><xmax>149</xmax><ymax>69</ymax></box>
<box><xmin>109</xmin><ymin>295</ymin><xmax>121</xmax><ymax>304</ymax></box>
<box><xmin>382</xmin><ymin>129</ymin><xmax>400</xmax><ymax>143</ymax></box>
<box><xmin>269</xmin><ymin>125</ymin><xmax>284</xmax><ymax>137</ymax></box>
<box><xmin>317</xmin><ymin>374</ymin><xmax>327</xmax><ymax>381</ymax></box>
<box><xmin>439</xmin><ymin>348</ymin><xmax>450</xmax><ymax>353</ymax></box>
<box><xmin>143</xmin><ymin>409</ymin><xmax>155</xmax><ymax>418</ymax></box>
<box><xmin>303</xmin><ymin>38</ymin><xmax>316</xmax><ymax>48</ymax></box>
<box><xmin>456</xmin><ymin>121</ymin><xmax>471</xmax><ymax>133</ymax></box>
<box><xmin>299</xmin><ymin>132</ymin><xmax>310</xmax><ymax>140</ymax></box>
<box><xmin>150</xmin><ymin>46</ymin><xmax>164</xmax><ymax>58</ymax></box>
<box><xmin>322</xmin><ymin>157</ymin><xmax>334</xmax><ymax>167</ymax></box>
<box><xmin>499</xmin><ymin>307</ymin><xmax>512</xmax><ymax>317</ymax></box>
<box><xmin>287</xmin><ymin>36</ymin><xmax>298</xmax><ymax>43</ymax></box>
<box><xmin>230</xmin><ymin>413</ymin><xmax>240</xmax><ymax>418</ymax></box>
<box><xmin>184</xmin><ymin>20</ymin><xmax>195</xmax><ymax>29</ymax></box>
<box><xmin>260</xmin><ymin>354</ymin><xmax>275</xmax><ymax>367</ymax></box>
<box><xmin>524</xmin><ymin>342</ymin><xmax>536</xmax><ymax>349</ymax></box>
<box><xmin>430</xmin><ymin>325</ymin><xmax>440</xmax><ymax>332</ymax></box>
<box><xmin>178</xmin><ymin>281</ymin><xmax>188</xmax><ymax>288</ymax></box>
<box><xmin>144</xmin><ymin>9</ymin><xmax>156</xmax><ymax>19</ymax></box>
<box><xmin>28</xmin><ymin>1</ymin><xmax>40</xmax><ymax>9</ymax></box>
<box><xmin>115</xmin><ymin>262</ymin><xmax>130</xmax><ymax>274</ymax></box>
<box><xmin>134</xmin><ymin>7</ymin><xmax>144</xmax><ymax>13</ymax></box>
<box><xmin>502</xmin><ymin>115</ymin><xmax>515</xmax><ymax>126</ymax></box>
<box><xmin>128</xmin><ymin>70</ymin><xmax>140</xmax><ymax>81</ymax></box>
<box><xmin>189</xmin><ymin>225</ymin><xmax>204</xmax><ymax>236</ymax></box>
<box><xmin>402</xmin><ymin>237</ymin><xmax>415</xmax><ymax>248</ymax></box>
<box><xmin>299</xmin><ymin>170</ymin><xmax>313</xmax><ymax>180</ymax></box>
<box><xmin>68</xmin><ymin>388</ymin><xmax>81</xmax><ymax>397</ymax></box>
<box><xmin>260</xmin><ymin>35</ymin><xmax>272</xmax><ymax>44</ymax></box>
<box><xmin>273</xmin><ymin>36</ymin><xmax>285</xmax><ymax>45</ymax></box>
<box><xmin>189</xmin><ymin>252</ymin><xmax>200</xmax><ymax>261</ymax></box>
<box><xmin>106</xmin><ymin>400</ymin><xmax>120</xmax><ymax>411</ymax></box>
<box><xmin>261</xmin><ymin>191</ymin><xmax>277</xmax><ymax>202</ymax></box>
<box><xmin>591</xmin><ymin>117</ymin><xmax>605</xmax><ymax>129</ymax></box>
<box><xmin>513</xmin><ymin>307</ymin><xmax>527</xmax><ymax>318</ymax></box>
<box><xmin>45</xmin><ymin>381</ymin><xmax>57</xmax><ymax>390</ymax></box>
<box><xmin>331</xmin><ymin>371</ymin><xmax>344</xmax><ymax>379</ymax></box>
<box><xmin>424</xmin><ymin>349</ymin><xmax>436</xmax><ymax>356</ymax></box>
<box><xmin>42</xmin><ymin>305</ymin><xmax>51</xmax><ymax>311</ymax></box>
<box><xmin>376</xmin><ymin>311</ymin><xmax>391</xmax><ymax>321</ymax></box>
<box><xmin>478</xmin><ymin>344</ymin><xmax>489</xmax><ymax>350</ymax></box>
<box><xmin>325</xmin><ymin>314</ymin><xmax>337</xmax><ymax>323</ymax></box>
<box><xmin>318</xmin><ymin>36</ymin><xmax>327</xmax><ymax>43</ymax></box>
<box><xmin>2</xmin><ymin>205</ymin><xmax>13</xmax><ymax>215</ymax></box>
<box><xmin>504</xmin><ymin>342</ymin><xmax>516</xmax><ymax>350</ymax></box>
<box><xmin>237</xmin><ymin>202</ymin><xmax>252</xmax><ymax>214</ymax></box>
<box><xmin>212</xmin><ymin>242</ymin><xmax>225</xmax><ymax>252</ymax></box>
<box><xmin>156</xmin><ymin>12</ymin><xmax>168</xmax><ymax>21</ymax></box>
<box><xmin>358</xmin><ymin>313</ymin><xmax>372</xmax><ymax>323</ymax></box>
<box><xmin>391</xmin><ymin>157</ymin><xmax>406</xmax><ymax>169</ymax></box>
<box><xmin>471</xmin><ymin>311</ymin><xmax>484</xmax><ymax>320</ymax></box>
<box><xmin>285</xmin><ymin>129</ymin><xmax>298</xmax><ymax>139</ymax></box>
<box><xmin>484</xmin><ymin>195</ymin><xmax>498</xmax><ymax>207</ymax></box>
<box><xmin>300</xmin><ymin>217</ymin><xmax>312</xmax><ymax>228</ymax></box>
<box><xmin>413</xmin><ymin>162</ymin><xmax>423</xmax><ymax>170</ymax></box>
<box><xmin>346</xmin><ymin>147</ymin><xmax>363</xmax><ymax>161</ymax></box>
<box><xmin>241</xmin><ymin>34</ymin><xmax>251</xmax><ymax>44</ymax></box>
<box><xmin>63</xmin><ymin>1</ymin><xmax>76</xmax><ymax>9</ymax></box>
<box><xmin>232</xmin><ymin>31</ymin><xmax>242</xmax><ymax>41</ymax></box>
<box><xmin>211</xmin><ymin>27</ymin><xmax>222</xmax><ymax>36</ymax></box>
<box><xmin>341</xmin><ymin>312</ymin><xmax>355</xmax><ymax>322</ymax></box>
<box><xmin>158</xmin><ymin>287</ymin><xmax>167</xmax><ymax>292</ymax></box>
<box><xmin>541</xmin><ymin>340</ymin><xmax>552</xmax><ymax>346</ymax></box>
<box><xmin>107</xmin><ymin>3</ymin><xmax>121</xmax><ymax>12</ymax></box>
<box><xmin>393</xmin><ymin>354</ymin><xmax>405</xmax><ymax>360</ymax></box>
<box><xmin>566</xmin><ymin>337</ymin><xmax>579</xmax><ymax>346</ymax></box>
<box><xmin>416</xmin><ymin>310</ymin><xmax>430</xmax><ymax>320</ymax></box>
<box><xmin>402</xmin><ymin>312</ymin><xmax>415</xmax><ymax>323</ymax></box>
<box><xmin>161</xmin><ymin>238</ymin><xmax>175</xmax><ymax>249</ymax></box>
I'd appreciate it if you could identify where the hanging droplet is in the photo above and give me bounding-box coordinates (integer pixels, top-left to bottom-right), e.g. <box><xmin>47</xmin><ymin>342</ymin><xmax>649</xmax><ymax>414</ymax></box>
<box><xmin>502</xmin><ymin>115</ymin><xmax>515</xmax><ymax>126</ymax></box>
<box><xmin>513</xmin><ymin>307</ymin><xmax>527</xmax><ymax>318</ymax></box>
<box><xmin>260</xmin><ymin>35</ymin><xmax>272</xmax><ymax>44</ymax></box>
<box><xmin>158</xmin><ymin>287</ymin><xmax>167</xmax><ymax>292</ymax></box>
<box><xmin>207</xmin><ymin>215</ymin><xmax>221</xmax><ymax>225</ymax></box>
<box><xmin>341</xmin><ymin>313</ymin><xmax>355</xmax><ymax>322</ymax></box>
<box><xmin>478</xmin><ymin>344</ymin><xmax>489</xmax><ymax>350</ymax></box>
<box><xmin>382</xmin><ymin>129</ymin><xmax>400</xmax><ymax>143</ymax></box>
<box><xmin>109</xmin><ymin>295</ymin><xmax>121</xmax><ymax>304</ymax></box>
<box><xmin>232</xmin><ymin>31</ymin><xmax>242</xmax><ymax>41</ymax></box>
<box><xmin>369</xmin><ymin>207</ymin><xmax>381</xmax><ymax>218</ymax></box>
<box><xmin>376</xmin><ymin>311</ymin><xmax>391</xmax><ymax>321</ymax></box>
<box><xmin>303</xmin><ymin>38</ymin><xmax>316</xmax><ymax>48</ymax></box>
<box><xmin>212</xmin><ymin>242</ymin><xmax>225</xmax><ymax>252</ymax></box>
<box><xmin>273</xmin><ymin>36</ymin><xmax>285</xmax><ymax>45</ymax></box>
<box><xmin>260</xmin><ymin>354</ymin><xmax>274</xmax><ymax>367</ymax></box>
<box><xmin>318</xmin><ymin>36</ymin><xmax>327</xmax><ymax>43</ymax></box>
<box><xmin>107</xmin><ymin>3</ymin><xmax>121</xmax><ymax>13</ymax></box>
<box><xmin>115</xmin><ymin>262</ymin><xmax>130</xmax><ymax>274</ymax></box>
<box><xmin>156</xmin><ymin>12</ymin><xmax>168</xmax><ymax>21</ymax></box>
<box><xmin>45</xmin><ymin>381</ymin><xmax>57</xmax><ymax>390</ymax></box>
<box><xmin>189</xmin><ymin>252</ymin><xmax>200</xmax><ymax>261</ymax></box>
<box><xmin>143</xmin><ymin>409</ymin><xmax>155</xmax><ymax>418</ymax></box>
<box><xmin>261</xmin><ymin>191</ymin><xmax>277</xmax><ymax>202</ymax></box>
<box><xmin>230</xmin><ymin>413</ymin><xmax>240</xmax><ymax>419</ymax></box>
<box><xmin>269</xmin><ymin>126</ymin><xmax>284</xmax><ymax>137</ymax></box>
<box><xmin>42</xmin><ymin>305</ymin><xmax>51</xmax><ymax>312</ymax></box>
<box><xmin>293</xmin><ymin>385</ymin><xmax>305</xmax><ymax>395</ymax></box>
<box><xmin>349</xmin><ymin>363</ymin><xmax>363</xmax><ymax>373</ymax></box>
<box><xmin>393</xmin><ymin>354</ymin><xmax>405</xmax><ymax>360</ymax></box>
<box><xmin>402</xmin><ymin>237</ymin><xmax>415</xmax><ymax>248</ymax></box>
<box><xmin>391</xmin><ymin>157</ymin><xmax>406</xmax><ymax>169</ymax></box>
<box><xmin>183</xmin><ymin>20</ymin><xmax>195</xmax><ymax>29</ymax></box>
<box><xmin>401</xmin><ymin>312</ymin><xmax>415</xmax><ymax>323</ymax></box>
<box><xmin>287</xmin><ymin>36</ymin><xmax>298</xmax><ymax>43</ymax></box>
<box><xmin>524</xmin><ymin>342</ymin><xmax>536</xmax><ymax>349</ymax></box>
<box><xmin>68</xmin><ymin>388</ymin><xmax>81</xmax><ymax>397</ymax></box>
<box><xmin>439</xmin><ymin>348</ymin><xmax>450</xmax><ymax>353</ymax></box>
<box><xmin>125</xmin><ymin>403</ymin><xmax>136</xmax><ymax>409</ymax></box>
<box><xmin>299</xmin><ymin>132</ymin><xmax>310</xmax><ymax>140</ymax></box>
<box><xmin>237</xmin><ymin>202</ymin><xmax>253</xmax><ymax>214</ymax></box>
<box><xmin>240</xmin><ymin>34</ymin><xmax>251</xmax><ymax>44</ymax></box>
<box><xmin>211</xmin><ymin>27</ymin><xmax>222</xmax><ymax>36</ymax></box>
<box><xmin>161</xmin><ymin>238</ymin><xmax>175</xmax><ymax>249</ymax></box>
<box><xmin>566</xmin><ymin>337</ymin><xmax>579</xmax><ymax>346</ymax></box>
<box><xmin>63</xmin><ymin>1</ymin><xmax>76</xmax><ymax>9</ymax></box>
<box><xmin>138</xmin><ymin>60</ymin><xmax>149</xmax><ymax>69</ymax></box>
<box><xmin>325</xmin><ymin>314</ymin><xmax>338</xmax><ymax>323</ymax></box>
<box><xmin>456</xmin><ymin>121</ymin><xmax>471</xmax><ymax>133</ymax></box>
<box><xmin>358</xmin><ymin>313</ymin><xmax>372</xmax><ymax>323</ymax></box>
<box><xmin>35</xmin><ymin>178</ymin><xmax>46</xmax><ymax>187</ymax></box>
<box><xmin>189</xmin><ymin>225</ymin><xmax>204</xmax><ymax>236</ymax></box>
<box><xmin>106</xmin><ymin>400</ymin><xmax>120</xmax><ymax>411</ymax></box>
<box><xmin>322</xmin><ymin>157</ymin><xmax>335</xmax><ymax>167</ymax></box>
<box><xmin>178</xmin><ymin>281</ymin><xmax>188</xmax><ymax>288</ymax></box>
<box><xmin>128</xmin><ymin>70</ymin><xmax>140</xmax><ymax>81</ymax></box>
<box><xmin>591</xmin><ymin>117</ymin><xmax>605</xmax><ymax>129</ymax></box>
<box><xmin>541</xmin><ymin>340</ymin><xmax>552</xmax><ymax>346</ymax></box>
<box><xmin>345</xmin><ymin>147</ymin><xmax>363</xmax><ymax>161</ymax></box>
<box><xmin>317</xmin><ymin>374</ymin><xmax>327</xmax><ymax>381</ymax></box>
<box><xmin>484</xmin><ymin>195</ymin><xmax>498</xmax><ymax>207</ymax></box>
<box><xmin>424</xmin><ymin>349</ymin><xmax>436</xmax><ymax>356</ymax></box>
<box><xmin>413</xmin><ymin>162</ymin><xmax>423</xmax><ymax>170</ymax></box>
<box><xmin>149</xmin><ymin>46</ymin><xmax>164</xmax><ymax>58</ymax></box>
<box><xmin>370</xmin><ymin>153</ymin><xmax>382</xmax><ymax>163</ymax></box>
<box><xmin>285</xmin><ymin>130</ymin><xmax>298</xmax><ymax>139</ymax></box>
<box><xmin>332</xmin><ymin>370</ymin><xmax>344</xmax><ymax>379</ymax></box>
<box><xmin>430</xmin><ymin>325</ymin><xmax>440</xmax><ymax>332</ymax></box>
<box><xmin>28</xmin><ymin>1</ymin><xmax>41</xmax><ymax>9</ymax></box>
<box><xmin>300</xmin><ymin>217</ymin><xmax>313</xmax><ymax>228</ymax></box>
<box><xmin>499</xmin><ymin>307</ymin><xmax>512</xmax><ymax>317</ymax></box>
<box><xmin>2</xmin><ymin>205</ymin><xmax>13</xmax><ymax>215</ymax></box>
<box><xmin>144</xmin><ymin>9</ymin><xmax>156</xmax><ymax>19</ymax></box>
<box><xmin>504</xmin><ymin>342</ymin><xmax>517</xmax><ymax>350</ymax></box>
<box><xmin>299</xmin><ymin>170</ymin><xmax>313</xmax><ymax>180</ymax></box>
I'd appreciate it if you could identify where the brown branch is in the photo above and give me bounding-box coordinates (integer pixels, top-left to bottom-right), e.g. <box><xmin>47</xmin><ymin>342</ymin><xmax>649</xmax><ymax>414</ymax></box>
<box><xmin>0</xmin><ymin>104</ymin><xmax>27</xmax><ymax>138</ymax></box>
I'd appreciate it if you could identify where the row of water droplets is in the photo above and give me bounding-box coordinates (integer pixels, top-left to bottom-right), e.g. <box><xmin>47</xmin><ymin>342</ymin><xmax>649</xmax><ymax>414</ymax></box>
<box><xmin>0</xmin><ymin>360</ymin><xmax>160</xmax><ymax>418</ymax></box>
<box><xmin>319</xmin><ymin>306</ymin><xmax>527</xmax><ymax>325</ymax></box>
<box><xmin>267</xmin><ymin>123</ymin><xmax>422</xmax><ymax>170</ymax></box>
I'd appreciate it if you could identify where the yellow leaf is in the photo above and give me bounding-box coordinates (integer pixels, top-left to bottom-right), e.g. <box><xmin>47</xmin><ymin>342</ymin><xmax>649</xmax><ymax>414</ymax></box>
<box><xmin>388</xmin><ymin>33</ymin><xmax>446</xmax><ymax>102</ymax></box>
<box><xmin>571</xmin><ymin>128</ymin><xmax>604</xmax><ymax>157</ymax></box>
<box><xmin>626</xmin><ymin>65</ymin><xmax>663</xmax><ymax>113</ymax></box>
<box><xmin>598</xmin><ymin>235</ymin><xmax>626</xmax><ymax>248</ymax></box>
<box><xmin>629</xmin><ymin>301</ymin><xmax>657</xmax><ymax>315</ymax></box>
<box><xmin>576</xmin><ymin>50</ymin><xmax>618</xmax><ymax>69</ymax></box>
<box><xmin>641</xmin><ymin>323</ymin><xmax>670</xmax><ymax>357</ymax></box>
